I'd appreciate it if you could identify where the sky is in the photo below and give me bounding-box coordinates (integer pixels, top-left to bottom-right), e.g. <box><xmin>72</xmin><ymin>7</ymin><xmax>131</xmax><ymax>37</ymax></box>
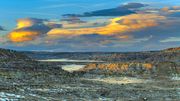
<box><xmin>0</xmin><ymin>0</ymin><xmax>180</xmax><ymax>52</ymax></box>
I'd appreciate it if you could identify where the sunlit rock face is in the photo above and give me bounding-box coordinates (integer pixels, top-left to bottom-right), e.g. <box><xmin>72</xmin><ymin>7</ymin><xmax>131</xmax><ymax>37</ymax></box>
<box><xmin>164</xmin><ymin>47</ymin><xmax>180</xmax><ymax>52</ymax></box>
<box><xmin>80</xmin><ymin>63</ymin><xmax>154</xmax><ymax>73</ymax></box>
<box><xmin>78</xmin><ymin>62</ymin><xmax>179</xmax><ymax>76</ymax></box>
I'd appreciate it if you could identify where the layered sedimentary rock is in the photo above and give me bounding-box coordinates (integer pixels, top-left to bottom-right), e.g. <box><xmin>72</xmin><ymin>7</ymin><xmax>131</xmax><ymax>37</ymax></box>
<box><xmin>78</xmin><ymin>62</ymin><xmax>179</xmax><ymax>76</ymax></box>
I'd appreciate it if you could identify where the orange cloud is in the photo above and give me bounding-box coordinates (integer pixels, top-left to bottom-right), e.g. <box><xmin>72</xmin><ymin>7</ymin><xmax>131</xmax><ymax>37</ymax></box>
<box><xmin>8</xmin><ymin>18</ymin><xmax>51</xmax><ymax>43</ymax></box>
<box><xmin>16</xmin><ymin>18</ymin><xmax>44</xmax><ymax>29</ymax></box>
<box><xmin>47</xmin><ymin>14</ymin><xmax>165</xmax><ymax>37</ymax></box>
<box><xmin>8</xmin><ymin>31</ymin><xmax>39</xmax><ymax>42</ymax></box>
<box><xmin>172</xmin><ymin>6</ymin><xmax>180</xmax><ymax>10</ymax></box>
<box><xmin>161</xmin><ymin>6</ymin><xmax>180</xmax><ymax>13</ymax></box>
<box><xmin>8</xmin><ymin>14</ymin><xmax>165</xmax><ymax>43</ymax></box>
<box><xmin>161</xmin><ymin>7</ymin><xmax>169</xmax><ymax>12</ymax></box>
<box><xmin>17</xmin><ymin>19</ymin><xmax>34</xmax><ymax>29</ymax></box>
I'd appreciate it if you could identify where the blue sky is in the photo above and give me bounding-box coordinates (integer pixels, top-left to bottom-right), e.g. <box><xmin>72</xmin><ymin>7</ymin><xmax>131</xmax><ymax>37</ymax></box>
<box><xmin>1</xmin><ymin>0</ymin><xmax>179</xmax><ymax>28</ymax></box>
<box><xmin>0</xmin><ymin>0</ymin><xmax>180</xmax><ymax>51</ymax></box>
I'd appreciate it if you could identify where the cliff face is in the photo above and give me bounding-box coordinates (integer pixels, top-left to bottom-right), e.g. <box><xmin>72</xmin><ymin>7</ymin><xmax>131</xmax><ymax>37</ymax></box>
<box><xmin>78</xmin><ymin>62</ymin><xmax>179</xmax><ymax>76</ymax></box>
<box><xmin>81</xmin><ymin>63</ymin><xmax>153</xmax><ymax>72</ymax></box>
<box><xmin>164</xmin><ymin>47</ymin><xmax>180</xmax><ymax>52</ymax></box>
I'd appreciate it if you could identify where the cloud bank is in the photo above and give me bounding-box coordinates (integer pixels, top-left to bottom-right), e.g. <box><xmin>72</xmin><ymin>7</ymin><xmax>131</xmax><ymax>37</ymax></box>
<box><xmin>5</xmin><ymin>3</ymin><xmax>180</xmax><ymax>52</ymax></box>
<box><xmin>63</xmin><ymin>3</ymin><xmax>147</xmax><ymax>17</ymax></box>
<box><xmin>8</xmin><ymin>18</ymin><xmax>61</xmax><ymax>42</ymax></box>
<box><xmin>48</xmin><ymin>14</ymin><xmax>165</xmax><ymax>37</ymax></box>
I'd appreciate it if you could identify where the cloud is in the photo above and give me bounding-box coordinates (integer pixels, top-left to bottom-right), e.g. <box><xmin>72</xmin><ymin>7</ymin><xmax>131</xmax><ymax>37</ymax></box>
<box><xmin>63</xmin><ymin>3</ymin><xmax>147</xmax><ymax>17</ymax></box>
<box><xmin>4</xmin><ymin>3</ymin><xmax>180</xmax><ymax>52</ymax></box>
<box><xmin>167</xmin><ymin>6</ymin><xmax>180</xmax><ymax>17</ymax></box>
<box><xmin>61</xmin><ymin>16</ymin><xmax>86</xmax><ymax>24</ymax></box>
<box><xmin>158</xmin><ymin>6</ymin><xmax>180</xmax><ymax>19</ymax></box>
<box><xmin>161</xmin><ymin>6</ymin><xmax>180</xmax><ymax>15</ymax></box>
<box><xmin>47</xmin><ymin>22</ymin><xmax>62</xmax><ymax>28</ymax></box>
<box><xmin>60</xmin><ymin>16</ymin><xmax>108</xmax><ymax>29</ymax></box>
<box><xmin>16</xmin><ymin>18</ymin><xmax>47</xmax><ymax>29</ymax></box>
<box><xmin>8</xmin><ymin>18</ymin><xmax>61</xmax><ymax>42</ymax></box>
<box><xmin>48</xmin><ymin>14</ymin><xmax>165</xmax><ymax>37</ymax></box>
<box><xmin>7</xmin><ymin>12</ymin><xmax>180</xmax><ymax>52</ymax></box>
<box><xmin>169</xmin><ymin>12</ymin><xmax>180</xmax><ymax>17</ymax></box>
<box><xmin>122</xmin><ymin>3</ymin><xmax>148</xmax><ymax>9</ymax></box>
<box><xmin>22</xmin><ymin>33</ymin><xmax>153</xmax><ymax>52</ymax></box>
<box><xmin>0</xmin><ymin>26</ymin><xmax>5</xmax><ymax>31</ymax></box>
<box><xmin>160</xmin><ymin>37</ymin><xmax>180</xmax><ymax>42</ymax></box>
<box><xmin>7</xmin><ymin>13</ymin><xmax>166</xmax><ymax>51</ymax></box>
<box><xmin>161</xmin><ymin>7</ymin><xmax>169</xmax><ymax>12</ymax></box>
<box><xmin>8</xmin><ymin>30</ymin><xmax>39</xmax><ymax>42</ymax></box>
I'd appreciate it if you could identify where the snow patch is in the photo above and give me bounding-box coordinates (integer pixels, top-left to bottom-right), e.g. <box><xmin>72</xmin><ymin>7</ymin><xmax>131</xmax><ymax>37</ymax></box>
<box><xmin>82</xmin><ymin>77</ymin><xmax>150</xmax><ymax>84</ymax></box>
<box><xmin>62</xmin><ymin>64</ymin><xmax>85</xmax><ymax>72</ymax></box>
<box><xmin>0</xmin><ymin>92</ymin><xmax>25</xmax><ymax>101</ymax></box>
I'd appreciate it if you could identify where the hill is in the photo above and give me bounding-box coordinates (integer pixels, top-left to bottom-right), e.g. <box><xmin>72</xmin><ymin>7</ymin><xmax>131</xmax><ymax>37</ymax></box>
<box><xmin>0</xmin><ymin>48</ymin><xmax>36</xmax><ymax>69</ymax></box>
<box><xmin>0</xmin><ymin>48</ymin><xmax>66</xmax><ymax>72</ymax></box>
<box><xmin>24</xmin><ymin>47</ymin><xmax>180</xmax><ymax>63</ymax></box>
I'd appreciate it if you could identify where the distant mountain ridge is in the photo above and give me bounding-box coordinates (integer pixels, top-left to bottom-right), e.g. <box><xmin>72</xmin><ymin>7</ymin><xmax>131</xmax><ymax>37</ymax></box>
<box><xmin>23</xmin><ymin>47</ymin><xmax>180</xmax><ymax>64</ymax></box>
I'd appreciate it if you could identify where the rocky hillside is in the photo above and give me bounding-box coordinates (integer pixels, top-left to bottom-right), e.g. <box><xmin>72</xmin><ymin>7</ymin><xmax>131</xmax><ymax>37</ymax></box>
<box><xmin>0</xmin><ymin>48</ymin><xmax>31</xmax><ymax>60</ymax></box>
<box><xmin>0</xmin><ymin>48</ymin><xmax>65</xmax><ymax>71</ymax></box>
<box><xmin>145</xmin><ymin>47</ymin><xmax>180</xmax><ymax>63</ymax></box>
<box><xmin>0</xmin><ymin>48</ymin><xmax>35</xmax><ymax>68</ymax></box>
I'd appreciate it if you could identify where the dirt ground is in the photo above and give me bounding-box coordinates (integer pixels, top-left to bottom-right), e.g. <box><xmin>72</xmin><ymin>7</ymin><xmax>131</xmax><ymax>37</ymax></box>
<box><xmin>0</xmin><ymin>69</ymin><xmax>179</xmax><ymax>101</ymax></box>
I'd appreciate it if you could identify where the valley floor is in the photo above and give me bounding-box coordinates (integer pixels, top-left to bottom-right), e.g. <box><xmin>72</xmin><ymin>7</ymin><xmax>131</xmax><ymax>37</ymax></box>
<box><xmin>0</xmin><ymin>69</ymin><xmax>179</xmax><ymax>101</ymax></box>
<box><xmin>0</xmin><ymin>47</ymin><xmax>179</xmax><ymax>101</ymax></box>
